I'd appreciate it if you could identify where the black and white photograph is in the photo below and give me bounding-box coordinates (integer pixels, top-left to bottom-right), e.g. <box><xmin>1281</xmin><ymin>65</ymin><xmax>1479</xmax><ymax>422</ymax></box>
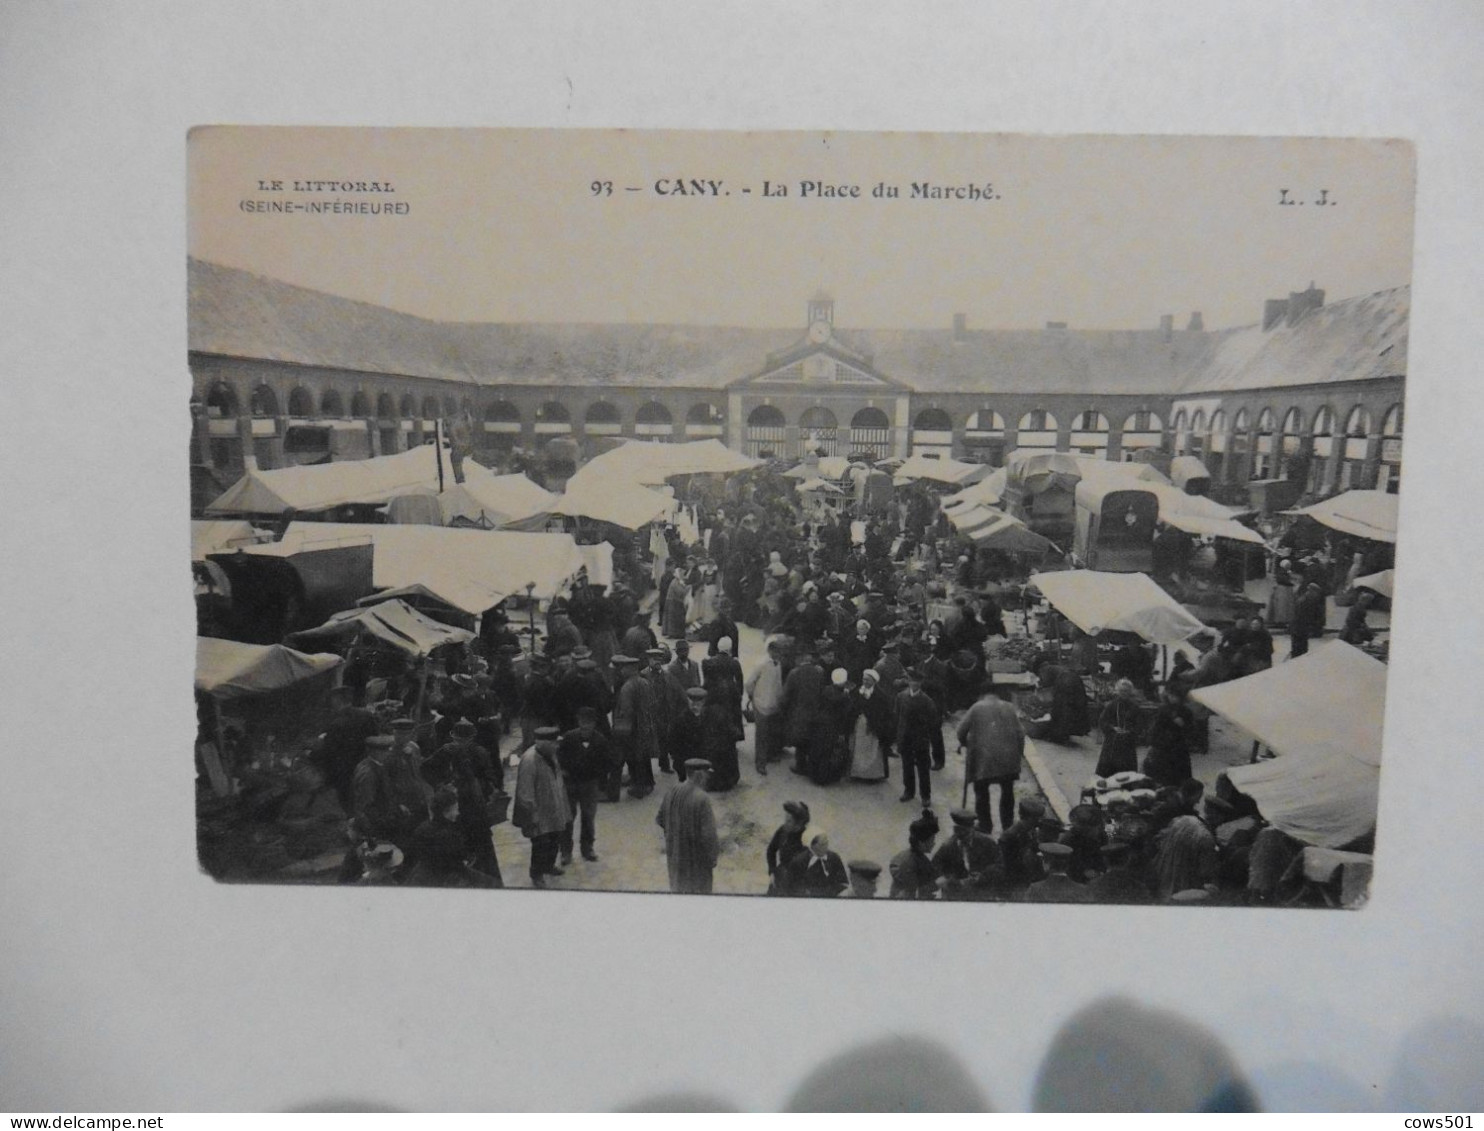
<box><xmin>189</xmin><ymin>127</ymin><xmax>1410</xmax><ymax>907</ymax></box>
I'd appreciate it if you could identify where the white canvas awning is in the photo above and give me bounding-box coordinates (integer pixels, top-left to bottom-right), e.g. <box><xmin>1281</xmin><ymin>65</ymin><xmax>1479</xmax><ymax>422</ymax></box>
<box><xmin>794</xmin><ymin>476</ymin><xmax>844</xmax><ymax>495</ymax></box>
<box><xmin>286</xmin><ymin>598</ymin><xmax>475</xmax><ymax>657</ymax></box>
<box><xmin>892</xmin><ymin>453</ymin><xmax>992</xmax><ymax>486</ymax></box>
<box><xmin>241</xmin><ymin>523</ymin><xmax>586</xmax><ymax>614</ymax></box>
<box><xmin>572</xmin><ymin>439</ymin><xmax>756</xmax><ymax>487</ymax></box>
<box><xmin>205</xmin><ymin>444</ymin><xmax>483</xmax><ymax>515</ymax></box>
<box><xmin>784</xmin><ymin>455</ymin><xmax>850</xmax><ymax>481</ymax></box>
<box><xmin>943</xmin><ymin>467</ymin><xmax>1007</xmax><ymax>509</ymax></box>
<box><xmin>545</xmin><ymin>476</ymin><xmax>676</xmax><ymax>530</ymax></box>
<box><xmin>964</xmin><ymin>510</ymin><xmax>1059</xmax><ymax>554</ymax></box>
<box><xmin>438</xmin><ymin>473</ymin><xmax>556</xmax><ymax>528</ymax></box>
<box><xmin>1194</xmin><ymin>642</ymin><xmax>1385</xmax><ymax>847</ymax></box>
<box><xmin>1030</xmin><ymin>570</ymin><xmax>1209</xmax><ymax>645</ymax></box>
<box><xmin>190</xmin><ymin>520</ymin><xmax>272</xmax><ymax>561</ymax></box>
<box><xmin>195</xmin><ymin>637</ymin><xmax>342</xmax><ymax>699</ymax></box>
<box><xmin>1146</xmin><ymin>483</ymin><xmax>1266</xmax><ymax>544</ymax></box>
<box><xmin>1170</xmin><ymin>455</ymin><xmax>1212</xmax><ymax>489</ymax></box>
<box><xmin>1284</xmin><ymin>490</ymin><xmax>1399</xmax><ymax>544</ymax></box>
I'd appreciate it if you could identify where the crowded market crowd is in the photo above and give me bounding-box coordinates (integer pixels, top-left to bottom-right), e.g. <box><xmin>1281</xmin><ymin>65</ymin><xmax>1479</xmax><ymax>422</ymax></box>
<box><xmin>205</xmin><ymin>460</ymin><xmax>1382</xmax><ymax>905</ymax></box>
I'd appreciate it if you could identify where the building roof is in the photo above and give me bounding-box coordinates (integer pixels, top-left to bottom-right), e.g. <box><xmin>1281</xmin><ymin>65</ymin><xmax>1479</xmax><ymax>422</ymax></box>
<box><xmin>1174</xmin><ymin>286</ymin><xmax>1409</xmax><ymax>396</ymax></box>
<box><xmin>189</xmin><ymin>258</ymin><xmax>1407</xmax><ymax>397</ymax></box>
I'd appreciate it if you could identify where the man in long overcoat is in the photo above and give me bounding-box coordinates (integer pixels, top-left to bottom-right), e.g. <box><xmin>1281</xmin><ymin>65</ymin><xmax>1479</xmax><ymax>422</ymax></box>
<box><xmin>514</xmin><ymin>728</ymin><xmax>572</xmax><ymax>887</ymax></box>
<box><xmin>656</xmin><ymin>760</ymin><xmax>720</xmax><ymax>893</ymax></box>
<box><xmin>956</xmin><ymin>686</ymin><xmax>1026</xmax><ymax>835</ymax></box>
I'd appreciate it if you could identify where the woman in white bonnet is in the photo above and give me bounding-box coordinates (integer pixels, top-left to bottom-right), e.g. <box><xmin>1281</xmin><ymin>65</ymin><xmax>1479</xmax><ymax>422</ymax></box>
<box><xmin>849</xmin><ymin>668</ymin><xmax>896</xmax><ymax>782</ymax></box>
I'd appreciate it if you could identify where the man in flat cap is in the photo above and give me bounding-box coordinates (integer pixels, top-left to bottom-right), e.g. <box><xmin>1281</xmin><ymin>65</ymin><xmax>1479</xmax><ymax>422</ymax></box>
<box><xmin>932</xmin><ymin>808</ymin><xmax>1003</xmax><ymax>901</ymax></box>
<box><xmin>514</xmin><ymin>727</ymin><xmax>572</xmax><ymax>888</ymax></box>
<box><xmin>998</xmin><ymin>796</ymin><xmax>1050</xmax><ymax>891</ymax></box>
<box><xmin>352</xmin><ymin>734</ymin><xmax>420</xmax><ymax>849</ymax></box>
<box><xmin>895</xmin><ymin>667</ymin><xmax>941</xmax><ymax>806</ymax></box>
<box><xmin>669</xmin><ymin>686</ymin><xmax>709</xmax><ymax>783</ymax></box>
<box><xmin>655</xmin><ymin>760</ymin><xmax>720</xmax><ymax>894</ymax></box>
<box><xmin>843</xmin><ymin>859</ymin><xmax>883</xmax><ymax>899</ymax></box>
<box><xmin>557</xmin><ymin>706</ymin><xmax>611</xmax><ymax>864</ymax></box>
<box><xmin>612</xmin><ymin>654</ymin><xmax>660</xmax><ymax>799</ymax></box>
<box><xmin>956</xmin><ymin>685</ymin><xmax>1026</xmax><ymax>836</ymax></box>
<box><xmin>1024</xmin><ymin>842</ymin><xmax>1092</xmax><ymax>904</ymax></box>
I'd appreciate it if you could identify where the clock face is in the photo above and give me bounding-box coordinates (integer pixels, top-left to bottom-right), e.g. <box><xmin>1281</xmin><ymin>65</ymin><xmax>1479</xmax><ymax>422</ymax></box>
<box><xmin>808</xmin><ymin>320</ymin><xmax>831</xmax><ymax>344</ymax></box>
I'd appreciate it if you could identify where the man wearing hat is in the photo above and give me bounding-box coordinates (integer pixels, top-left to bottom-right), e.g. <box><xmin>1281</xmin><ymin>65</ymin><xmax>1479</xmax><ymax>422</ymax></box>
<box><xmin>666</xmin><ymin>639</ymin><xmax>702</xmax><ymax>694</ymax></box>
<box><xmin>785</xmin><ymin>831</ymin><xmax>849</xmax><ymax>898</ymax></box>
<box><xmin>843</xmin><ymin>859</ymin><xmax>882</xmax><ymax>899</ymax></box>
<box><xmin>895</xmin><ymin>667</ymin><xmax>941</xmax><ymax>805</ymax></box>
<box><xmin>872</xmin><ymin>641</ymin><xmax>907</xmax><ymax>697</ymax></box>
<box><xmin>669</xmin><ymin>686</ymin><xmax>709</xmax><ymax>783</ymax></box>
<box><xmin>318</xmin><ymin>685</ymin><xmax>381</xmax><ymax>815</ymax></box>
<box><xmin>998</xmin><ymin>796</ymin><xmax>1049</xmax><ymax>891</ymax></box>
<box><xmin>889</xmin><ymin>816</ymin><xmax>942</xmax><ymax>899</ymax></box>
<box><xmin>1291</xmin><ymin>580</ymin><xmax>1327</xmax><ymax>658</ymax></box>
<box><xmin>544</xmin><ymin>608</ymin><xmax>583</xmax><ymax>661</ymax></box>
<box><xmin>1024</xmin><ymin>842</ymin><xmax>1092</xmax><ymax>904</ymax></box>
<box><xmin>1085</xmin><ymin>840</ymin><xmax>1154</xmax><ymax>905</ymax></box>
<box><xmin>518</xmin><ymin>653</ymin><xmax>558</xmax><ymax>756</ymax></box>
<box><xmin>956</xmin><ymin>686</ymin><xmax>1027</xmax><ymax>836</ymax></box>
<box><xmin>558</xmin><ymin>707</ymin><xmax>611</xmax><ymax>864</ymax></box>
<box><xmin>655</xmin><ymin>760</ymin><xmax>720</xmax><ymax>894</ymax></box>
<box><xmin>644</xmin><ymin>646</ymin><xmax>686</xmax><ymax>776</ymax></box>
<box><xmin>514</xmin><ymin>727</ymin><xmax>573</xmax><ymax>887</ymax></box>
<box><xmin>612</xmin><ymin>654</ymin><xmax>660</xmax><ymax>799</ymax></box>
<box><xmin>932</xmin><ymin>809</ymin><xmax>1004</xmax><ymax>901</ymax></box>
<box><xmin>351</xmin><ymin>734</ymin><xmax>420</xmax><ymax>848</ymax></box>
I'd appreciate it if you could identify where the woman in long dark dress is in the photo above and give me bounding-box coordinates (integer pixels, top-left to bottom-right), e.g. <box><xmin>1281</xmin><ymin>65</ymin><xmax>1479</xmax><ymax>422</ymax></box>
<box><xmin>700</xmin><ymin>685</ymin><xmax>740</xmax><ymax>792</ymax></box>
<box><xmin>1141</xmin><ymin>686</ymin><xmax>1195</xmax><ymax>788</ymax></box>
<box><xmin>806</xmin><ymin>670</ymin><xmax>855</xmax><ymax>785</ymax></box>
<box><xmin>1095</xmin><ymin>678</ymin><xmax>1142</xmax><ymax>778</ymax></box>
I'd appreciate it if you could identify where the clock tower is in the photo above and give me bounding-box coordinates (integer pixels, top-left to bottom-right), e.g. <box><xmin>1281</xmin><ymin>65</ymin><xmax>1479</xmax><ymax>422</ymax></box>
<box><xmin>806</xmin><ymin>292</ymin><xmax>834</xmax><ymax>345</ymax></box>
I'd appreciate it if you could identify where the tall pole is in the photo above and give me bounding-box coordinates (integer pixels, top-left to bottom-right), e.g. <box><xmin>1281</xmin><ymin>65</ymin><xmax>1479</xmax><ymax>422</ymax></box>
<box><xmin>435</xmin><ymin>418</ymin><xmax>446</xmax><ymax>493</ymax></box>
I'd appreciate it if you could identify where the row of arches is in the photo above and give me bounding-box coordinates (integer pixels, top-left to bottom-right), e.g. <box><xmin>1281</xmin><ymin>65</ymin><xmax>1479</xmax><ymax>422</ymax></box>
<box><xmin>201</xmin><ymin>382</ymin><xmax>726</xmax><ymax>431</ymax></box>
<box><xmin>1171</xmin><ymin>403</ymin><xmax>1403</xmax><ymax>442</ymax></box>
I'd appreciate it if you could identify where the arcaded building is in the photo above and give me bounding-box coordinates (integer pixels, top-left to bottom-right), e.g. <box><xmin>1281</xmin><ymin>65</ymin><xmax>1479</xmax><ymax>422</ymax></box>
<box><xmin>189</xmin><ymin>260</ymin><xmax>1406</xmax><ymax>507</ymax></box>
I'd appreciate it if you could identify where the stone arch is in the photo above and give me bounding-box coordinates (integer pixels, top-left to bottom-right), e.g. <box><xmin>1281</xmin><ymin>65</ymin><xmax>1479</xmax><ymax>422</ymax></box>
<box><xmin>1344</xmin><ymin>404</ymin><xmax>1373</xmax><ymax>437</ymax></box>
<box><xmin>400</xmin><ymin>393</ymin><xmax>418</xmax><ymax>419</ymax></box>
<box><xmin>481</xmin><ymin>400</ymin><xmax>523</xmax><ymax>454</ymax></box>
<box><xmin>1233</xmin><ymin>407</ymin><xmax>1251</xmax><ymax>431</ymax></box>
<box><xmin>536</xmin><ymin>401</ymin><xmax>571</xmax><ymax>423</ymax></box>
<box><xmin>249</xmin><ymin>385</ymin><xmax>279</xmax><ymax>418</ymax></box>
<box><xmin>584</xmin><ymin>400</ymin><xmax>621</xmax><ymax>425</ymax></box>
<box><xmin>849</xmin><ymin>406</ymin><xmax>892</xmax><ymax>457</ymax></box>
<box><xmin>965</xmin><ymin>409</ymin><xmax>1005</xmax><ymax>432</ymax></box>
<box><xmin>320</xmin><ymin>388</ymin><xmax>346</xmax><ymax>417</ymax></box>
<box><xmin>1072</xmin><ymin>409</ymin><xmax>1110</xmax><ymax>433</ymax></box>
<box><xmin>635</xmin><ymin>400</ymin><xmax>674</xmax><ymax>438</ymax></box>
<box><xmin>420</xmin><ymin>394</ymin><xmax>441</xmax><ymax>419</ymax></box>
<box><xmin>1172</xmin><ymin>408</ymin><xmax>1188</xmax><ymax>432</ymax></box>
<box><xmin>745</xmin><ymin>403</ymin><xmax>786</xmax><ymax>458</ymax></box>
<box><xmin>205</xmin><ymin>382</ymin><xmax>239</xmax><ymax>418</ymax></box>
<box><xmin>1190</xmin><ymin>409</ymin><xmax>1207</xmax><ymax>434</ymax></box>
<box><xmin>1017</xmin><ymin>408</ymin><xmax>1058</xmax><ymax>433</ymax></box>
<box><xmin>376</xmin><ymin>393</ymin><xmax>397</xmax><ymax>420</ymax></box>
<box><xmin>1311</xmin><ymin>404</ymin><xmax>1336</xmax><ymax>436</ymax></box>
<box><xmin>288</xmin><ymin>387</ymin><xmax>315</xmax><ymax>418</ymax></box>
<box><xmin>684</xmin><ymin>400</ymin><xmax>725</xmax><ymax>433</ymax></box>
<box><xmin>635</xmin><ymin>401</ymin><xmax>673</xmax><ymax>424</ymax></box>
<box><xmin>349</xmin><ymin>389</ymin><xmax>372</xmax><ymax>418</ymax></box>
<box><xmin>1382</xmin><ymin>403</ymin><xmax>1403</xmax><ymax>436</ymax></box>
<box><xmin>799</xmin><ymin>405</ymin><xmax>839</xmax><ymax>455</ymax></box>
<box><xmin>913</xmin><ymin>407</ymin><xmax>953</xmax><ymax>431</ymax></box>
<box><xmin>486</xmin><ymin>400</ymin><xmax>522</xmax><ymax>424</ymax></box>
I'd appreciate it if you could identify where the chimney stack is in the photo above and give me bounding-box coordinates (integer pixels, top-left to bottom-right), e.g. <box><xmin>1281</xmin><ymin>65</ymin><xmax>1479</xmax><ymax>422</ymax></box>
<box><xmin>1159</xmin><ymin>314</ymin><xmax>1173</xmax><ymax>342</ymax></box>
<box><xmin>1187</xmin><ymin>311</ymin><xmax>1204</xmax><ymax>331</ymax></box>
<box><xmin>1262</xmin><ymin>298</ymin><xmax>1288</xmax><ymax>331</ymax></box>
<box><xmin>953</xmin><ymin>312</ymin><xmax>967</xmax><ymax>341</ymax></box>
<box><xmin>1286</xmin><ymin>282</ymin><xmax>1325</xmax><ymax>326</ymax></box>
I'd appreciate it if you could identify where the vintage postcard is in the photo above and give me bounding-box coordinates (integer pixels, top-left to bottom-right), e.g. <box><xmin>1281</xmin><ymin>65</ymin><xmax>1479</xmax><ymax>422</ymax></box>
<box><xmin>189</xmin><ymin>128</ymin><xmax>1410</xmax><ymax>906</ymax></box>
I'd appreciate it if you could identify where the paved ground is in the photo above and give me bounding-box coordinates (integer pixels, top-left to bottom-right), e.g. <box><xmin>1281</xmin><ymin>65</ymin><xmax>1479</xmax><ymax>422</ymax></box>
<box><xmin>490</xmin><ymin>620</ymin><xmax>1048</xmax><ymax>894</ymax></box>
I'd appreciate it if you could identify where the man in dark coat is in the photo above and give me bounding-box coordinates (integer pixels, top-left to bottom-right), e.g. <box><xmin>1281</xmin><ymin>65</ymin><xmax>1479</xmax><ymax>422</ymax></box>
<box><xmin>1290</xmin><ymin>581</ymin><xmax>1327</xmax><ymax>658</ymax></box>
<box><xmin>932</xmin><ymin>808</ymin><xmax>1003</xmax><ymax>900</ymax></box>
<box><xmin>656</xmin><ymin>761</ymin><xmax>720</xmax><ymax>893</ymax></box>
<box><xmin>612</xmin><ymin>655</ymin><xmax>660</xmax><ymax>799</ymax></box>
<box><xmin>956</xmin><ymin>686</ymin><xmax>1025</xmax><ymax>835</ymax></box>
<box><xmin>782</xmin><ymin>645</ymin><xmax>826</xmax><ymax>772</ymax></box>
<box><xmin>785</xmin><ymin>832</ymin><xmax>849</xmax><ymax>897</ymax></box>
<box><xmin>669</xmin><ymin>687</ymin><xmax>708</xmax><ymax>782</ymax></box>
<box><xmin>1024</xmin><ymin>842</ymin><xmax>1093</xmax><ymax>903</ymax></box>
<box><xmin>518</xmin><ymin>654</ymin><xmax>558</xmax><ymax>755</ymax></box>
<box><xmin>895</xmin><ymin>668</ymin><xmax>942</xmax><ymax>805</ymax></box>
<box><xmin>557</xmin><ymin>707</ymin><xmax>611</xmax><ymax>863</ymax></box>
<box><xmin>318</xmin><ymin>686</ymin><xmax>380</xmax><ymax>813</ymax></box>
<box><xmin>645</xmin><ymin>647</ymin><xmax>688</xmax><ymax>776</ymax></box>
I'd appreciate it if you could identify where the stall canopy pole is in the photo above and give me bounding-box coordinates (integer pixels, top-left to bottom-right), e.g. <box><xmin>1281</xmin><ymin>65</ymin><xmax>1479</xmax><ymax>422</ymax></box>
<box><xmin>211</xmin><ymin>697</ymin><xmax>235</xmax><ymax>796</ymax></box>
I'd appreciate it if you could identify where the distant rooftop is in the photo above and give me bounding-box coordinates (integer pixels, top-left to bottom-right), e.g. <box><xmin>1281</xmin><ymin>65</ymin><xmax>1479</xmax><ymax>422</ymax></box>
<box><xmin>189</xmin><ymin>258</ymin><xmax>1408</xmax><ymax>396</ymax></box>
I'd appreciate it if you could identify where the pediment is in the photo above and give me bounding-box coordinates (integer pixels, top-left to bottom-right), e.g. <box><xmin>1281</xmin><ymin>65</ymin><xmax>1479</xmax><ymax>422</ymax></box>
<box><xmin>739</xmin><ymin>345</ymin><xmax>903</xmax><ymax>390</ymax></box>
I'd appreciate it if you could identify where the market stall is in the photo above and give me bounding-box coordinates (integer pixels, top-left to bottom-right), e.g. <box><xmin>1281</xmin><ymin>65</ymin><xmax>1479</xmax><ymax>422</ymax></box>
<box><xmin>1191</xmin><ymin>642</ymin><xmax>1384</xmax><ymax>849</ymax></box>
